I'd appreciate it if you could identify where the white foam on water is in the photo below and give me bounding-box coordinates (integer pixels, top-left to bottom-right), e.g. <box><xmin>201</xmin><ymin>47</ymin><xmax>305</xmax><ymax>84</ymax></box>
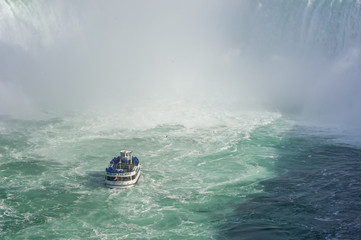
<box><xmin>1</xmin><ymin>107</ymin><xmax>288</xmax><ymax>239</ymax></box>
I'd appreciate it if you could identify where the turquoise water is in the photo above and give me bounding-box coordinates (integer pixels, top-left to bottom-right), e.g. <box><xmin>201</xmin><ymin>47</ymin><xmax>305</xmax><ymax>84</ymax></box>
<box><xmin>1</xmin><ymin>111</ymin><xmax>360</xmax><ymax>239</ymax></box>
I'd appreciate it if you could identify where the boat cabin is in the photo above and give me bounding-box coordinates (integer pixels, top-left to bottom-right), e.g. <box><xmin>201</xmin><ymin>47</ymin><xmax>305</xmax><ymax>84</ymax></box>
<box><xmin>120</xmin><ymin>150</ymin><xmax>132</xmax><ymax>161</ymax></box>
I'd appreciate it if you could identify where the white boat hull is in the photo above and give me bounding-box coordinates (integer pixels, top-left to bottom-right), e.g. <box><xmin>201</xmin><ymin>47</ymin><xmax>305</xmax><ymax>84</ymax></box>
<box><xmin>105</xmin><ymin>165</ymin><xmax>141</xmax><ymax>189</ymax></box>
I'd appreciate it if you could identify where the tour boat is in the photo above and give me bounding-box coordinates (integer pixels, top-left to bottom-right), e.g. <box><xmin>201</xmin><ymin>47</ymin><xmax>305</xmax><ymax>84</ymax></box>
<box><xmin>105</xmin><ymin>150</ymin><xmax>141</xmax><ymax>188</ymax></box>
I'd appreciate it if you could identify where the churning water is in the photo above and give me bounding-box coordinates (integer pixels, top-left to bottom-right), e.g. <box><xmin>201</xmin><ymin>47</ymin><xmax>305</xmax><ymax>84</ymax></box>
<box><xmin>1</xmin><ymin>109</ymin><xmax>360</xmax><ymax>239</ymax></box>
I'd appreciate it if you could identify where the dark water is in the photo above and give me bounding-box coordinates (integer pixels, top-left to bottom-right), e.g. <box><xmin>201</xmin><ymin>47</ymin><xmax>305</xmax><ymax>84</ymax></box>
<box><xmin>219</xmin><ymin>125</ymin><xmax>361</xmax><ymax>240</ymax></box>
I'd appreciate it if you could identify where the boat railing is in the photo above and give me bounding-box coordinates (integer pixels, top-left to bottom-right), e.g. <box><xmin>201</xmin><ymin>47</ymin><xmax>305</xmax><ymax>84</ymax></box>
<box><xmin>106</xmin><ymin>171</ymin><xmax>137</xmax><ymax>177</ymax></box>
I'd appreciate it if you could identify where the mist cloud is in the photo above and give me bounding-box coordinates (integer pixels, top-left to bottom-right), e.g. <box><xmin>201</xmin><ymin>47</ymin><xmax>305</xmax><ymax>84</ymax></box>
<box><xmin>0</xmin><ymin>0</ymin><xmax>360</xmax><ymax>125</ymax></box>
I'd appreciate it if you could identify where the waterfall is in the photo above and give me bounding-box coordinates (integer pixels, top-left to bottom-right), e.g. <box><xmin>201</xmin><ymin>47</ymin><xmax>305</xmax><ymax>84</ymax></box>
<box><xmin>240</xmin><ymin>0</ymin><xmax>361</xmax><ymax>58</ymax></box>
<box><xmin>0</xmin><ymin>0</ymin><xmax>360</xmax><ymax>124</ymax></box>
